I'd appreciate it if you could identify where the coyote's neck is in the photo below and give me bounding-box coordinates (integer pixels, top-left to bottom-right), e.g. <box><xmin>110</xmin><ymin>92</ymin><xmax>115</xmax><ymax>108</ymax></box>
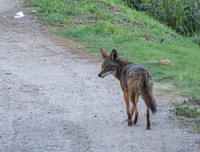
<box><xmin>115</xmin><ymin>58</ymin><xmax>131</xmax><ymax>80</ymax></box>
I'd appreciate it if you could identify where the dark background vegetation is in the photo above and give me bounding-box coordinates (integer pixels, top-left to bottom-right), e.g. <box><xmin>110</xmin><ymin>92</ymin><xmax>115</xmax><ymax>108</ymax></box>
<box><xmin>125</xmin><ymin>0</ymin><xmax>200</xmax><ymax>44</ymax></box>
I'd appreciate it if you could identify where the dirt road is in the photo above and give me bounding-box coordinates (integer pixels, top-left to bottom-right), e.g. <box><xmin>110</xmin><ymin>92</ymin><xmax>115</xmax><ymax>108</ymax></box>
<box><xmin>0</xmin><ymin>0</ymin><xmax>199</xmax><ymax>151</ymax></box>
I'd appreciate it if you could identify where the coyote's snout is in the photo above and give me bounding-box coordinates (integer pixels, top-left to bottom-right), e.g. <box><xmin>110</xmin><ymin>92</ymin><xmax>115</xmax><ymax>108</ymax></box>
<box><xmin>98</xmin><ymin>48</ymin><xmax>156</xmax><ymax>129</ymax></box>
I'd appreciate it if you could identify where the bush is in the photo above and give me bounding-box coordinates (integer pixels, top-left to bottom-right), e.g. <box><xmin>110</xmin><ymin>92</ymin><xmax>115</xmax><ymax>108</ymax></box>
<box><xmin>125</xmin><ymin>0</ymin><xmax>200</xmax><ymax>38</ymax></box>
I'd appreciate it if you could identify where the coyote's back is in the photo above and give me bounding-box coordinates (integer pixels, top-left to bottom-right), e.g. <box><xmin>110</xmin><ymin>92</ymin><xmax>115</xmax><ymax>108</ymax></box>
<box><xmin>124</xmin><ymin>64</ymin><xmax>157</xmax><ymax>113</ymax></box>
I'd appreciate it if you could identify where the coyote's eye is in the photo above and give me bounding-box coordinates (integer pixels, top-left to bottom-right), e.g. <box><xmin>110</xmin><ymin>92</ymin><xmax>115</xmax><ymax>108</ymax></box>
<box><xmin>106</xmin><ymin>67</ymin><xmax>110</xmax><ymax>69</ymax></box>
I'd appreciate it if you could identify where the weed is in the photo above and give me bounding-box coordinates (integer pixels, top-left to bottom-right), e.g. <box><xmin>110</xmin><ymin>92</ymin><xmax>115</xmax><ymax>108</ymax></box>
<box><xmin>175</xmin><ymin>106</ymin><xmax>199</xmax><ymax>118</ymax></box>
<box><xmin>172</xmin><ymin>101</ymin><xmax>200</xmax><ymax>133</ymax></box>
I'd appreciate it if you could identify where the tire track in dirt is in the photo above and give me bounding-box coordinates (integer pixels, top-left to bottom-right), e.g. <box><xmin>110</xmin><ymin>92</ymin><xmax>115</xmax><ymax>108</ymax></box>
<box><xmin>0</xmin><ymin>0</ymin><xmax>199</xmax><ymax>152</ymax></box>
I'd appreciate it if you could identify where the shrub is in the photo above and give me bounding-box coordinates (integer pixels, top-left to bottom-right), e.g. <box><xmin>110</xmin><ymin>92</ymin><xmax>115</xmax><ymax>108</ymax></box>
<box><xmin>125</xmin><ymin>0</ymin><xmax>200</xmax><ymax>38</ymax></box>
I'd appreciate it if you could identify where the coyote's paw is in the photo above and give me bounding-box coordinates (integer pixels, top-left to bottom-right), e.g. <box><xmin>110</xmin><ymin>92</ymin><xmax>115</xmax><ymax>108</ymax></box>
<box><xmin>128</xmin><ymin>120</ymin><xmax>132</xmax><ymax>126</ymax></box>
<box><xmin>146</xmin><ymin>125</ymin><xmax>151</xmax><ymax>130</ymax></box>
<box><xmin>133</xmin><ymin>119</ymin><xmax>138</xmax><ymax>125</ymax></box>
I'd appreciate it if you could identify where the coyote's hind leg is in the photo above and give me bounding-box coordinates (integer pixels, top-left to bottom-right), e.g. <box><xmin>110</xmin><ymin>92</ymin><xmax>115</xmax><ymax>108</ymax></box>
<box><xmin>130</xmin><ymin>93</ymin><xmax>139</xmax><ymax>125</ymax></box>
<box><xmin>146</xmin><ymin>106</ymin><xmax>151</xmax><ymax>129</ymax></box>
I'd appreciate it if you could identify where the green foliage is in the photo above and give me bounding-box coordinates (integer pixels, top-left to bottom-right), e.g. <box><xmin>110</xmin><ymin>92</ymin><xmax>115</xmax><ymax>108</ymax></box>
<box><xmin>125</xmin><ymin>0</ymin><xmax>200</xmax><ymax>41</ymax></box>
<box><xmin>174</xmin><ymin>105</ymin><xmax>200</xmax><ymax>118</ymax></box>
<box><xmin>172</xmin><ymin>101</ymin><xmax>200</xmax><ymax>133</ymax></box>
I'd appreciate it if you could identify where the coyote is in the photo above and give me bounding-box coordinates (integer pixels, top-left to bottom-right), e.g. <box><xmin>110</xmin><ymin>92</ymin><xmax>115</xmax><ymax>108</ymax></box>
<box><xmin>98</xmin><ymin>48</ymin><xmax>156</xmax><ymax>129</ymax></box>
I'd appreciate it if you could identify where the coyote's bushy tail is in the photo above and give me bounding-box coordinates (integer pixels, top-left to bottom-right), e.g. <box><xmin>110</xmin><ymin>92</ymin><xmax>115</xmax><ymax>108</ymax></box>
<box><xmin>138</xmin><ymin>72</ymin><xmax>157</xmax><ymax>113</ymax></box>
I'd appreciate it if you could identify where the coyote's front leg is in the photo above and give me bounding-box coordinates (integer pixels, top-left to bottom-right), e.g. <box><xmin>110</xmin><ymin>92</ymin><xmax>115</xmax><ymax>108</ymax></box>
<box><xmin>123</xmin><ymin>90</ymin><xmax>132</xmax><ymax>126</ymax></box>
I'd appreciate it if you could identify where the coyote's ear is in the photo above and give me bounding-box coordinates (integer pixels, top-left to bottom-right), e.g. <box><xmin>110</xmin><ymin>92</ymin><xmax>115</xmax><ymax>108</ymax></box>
<box><xmin>110</xmin><ymin>49</ymin><xmax>118</xmax><ymax>61</ymax></box>
<box><xmin>100</xmin><ymin>48</ymin><xmax>109</xmax><ymax>59</ymax></box>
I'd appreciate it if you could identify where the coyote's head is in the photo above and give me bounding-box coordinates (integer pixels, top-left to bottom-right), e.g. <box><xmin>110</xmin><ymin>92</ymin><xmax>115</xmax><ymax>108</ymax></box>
<box><xmin>98</xmin><ymin>48</ymin><xmax>118</xmax><ymax>78</ymax></box>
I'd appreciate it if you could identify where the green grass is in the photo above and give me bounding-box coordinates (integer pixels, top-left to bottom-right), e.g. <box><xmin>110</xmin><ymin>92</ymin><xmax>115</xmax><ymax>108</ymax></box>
<box><xmin>25</xmin><ymin>0</ymin><xmax>200</xmax><ymax>99</ymax></box>
<box><xmin>172</xmin><ymin>101</ymin><xmax>200</xmax><ymax>133</ymax></box>
<box><xmin>172</xmin><ymin>102</ymin><xmax>200</xmax><ymax>118</ymax></box>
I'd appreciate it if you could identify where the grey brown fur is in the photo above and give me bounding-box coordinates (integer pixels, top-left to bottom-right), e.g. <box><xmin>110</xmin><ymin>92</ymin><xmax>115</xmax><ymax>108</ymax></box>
<box><xmin>98</xmin><ymin>48</ymin><xmax>156</xmax><ymax>129</ymax></box>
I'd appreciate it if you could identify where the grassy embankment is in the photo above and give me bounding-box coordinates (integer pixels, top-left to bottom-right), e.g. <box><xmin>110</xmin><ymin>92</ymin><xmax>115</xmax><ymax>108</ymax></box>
<box><xmin>25</xmin><ymin>0</ymin><xmax>200</xmax><ymax>132</ymax></box>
